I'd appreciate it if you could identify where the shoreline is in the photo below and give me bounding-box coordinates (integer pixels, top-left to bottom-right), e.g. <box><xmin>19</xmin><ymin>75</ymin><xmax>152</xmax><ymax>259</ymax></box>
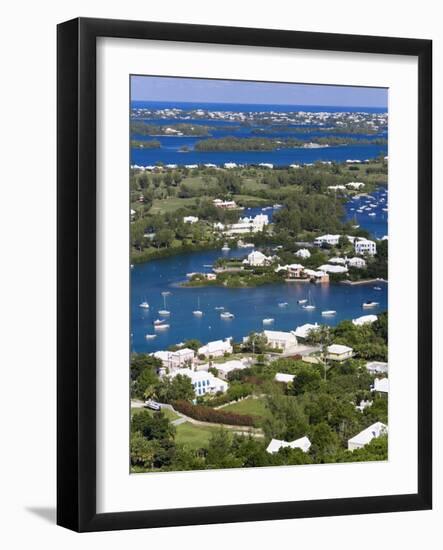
<box><xmin>340</xmin><ymin>278</ymin><xmax>387</xmax><ymax>286</ymax></box>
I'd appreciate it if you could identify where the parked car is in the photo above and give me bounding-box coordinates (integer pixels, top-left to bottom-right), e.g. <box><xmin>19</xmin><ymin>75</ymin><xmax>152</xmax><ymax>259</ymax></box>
<box><xmin>144</xmin><ymin>399</ymin><xmax>161</xmax><ymax>411</ymax></box>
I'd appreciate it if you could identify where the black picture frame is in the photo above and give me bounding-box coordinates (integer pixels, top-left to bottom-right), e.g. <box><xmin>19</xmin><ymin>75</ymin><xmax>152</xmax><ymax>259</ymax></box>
<box><xmin>57</xmin><ymin>17</ymin><xmax>432</xmax><ymax>532</ymax></box>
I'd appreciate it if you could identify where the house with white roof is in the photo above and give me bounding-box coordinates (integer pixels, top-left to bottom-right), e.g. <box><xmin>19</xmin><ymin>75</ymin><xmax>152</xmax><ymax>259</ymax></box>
<box><xmin>303</xmin><ymin>269</ymin><xmax>330</xmax><ymax>283</ymax></box>
<box><xmin>183</xmin><ymin>216</ymin><xmax>199</xmax><ymax>224</ymax></box>
<box><xmin>169</xmin><ymin>368</ymin><xmax>228</xmax><ymax>396</ymax></box>
<box><xmin>326</xmin><ymin>344</ymin><xmax>353</xmax><ymax>361</ymax></box>
<box><xmin>318</xmin><ymin>264</ymin><xmax>348</xmax><ymax>274</ymax></box>
<box><xmin>354</xmin><ymin>238</ymin><xmax>377</xmax><ymax>256</ymax></box>
<box><xmin>366</xmin><ymin>361</ymin><xmax>388</xmax><ymax>374</ymax></box>
<box><xmin>295</xmin><ymin>248</ymin><xmax>311</xmax><ymax>259</ymax></box>
<box><xmin>294</xmin><ymin>323</ymin><xmax>319</xmax><ymax>340</ymax></box>
<box><xmin>373</xmin><ymin>377</ymin><xmax>389</xmax><ymax>394</ymax></box>
<box><xmin>247</xmin><ymin>250</ymin><xmax>270</xmax><ymax>266</ymax></box>
<box><xmin>347</xmin><ymin>256</ymin><xmax>367</xmax><ymax>269</ymax></box>
<box><xmin>348</xmin><ymin>422</ymin><xmax>388</xmax><ymax>451</ymax></box>
<box><xmin>346</xmin><ymin>181</ymin><xmax>365</xmax><ymax>190</ymax></box>
<box><xmin>152</xmin><ymin>348</ymin><xmax>195</xmax><ymax>370</ymax></box>
<box><xmin>263</xmin><ymin>330</ymin><xmax>298</xmax><ymax>351</ymax></box>
<box><xmin>329</xmin><ymin>257</ymin><xmax>347</xmax><ymax>265</ymax></box>
<box><xmin>274</xmin><ymin>372</ymin><xmax>295</xmax><ymax>384</ymax></box>
<box><xmin>275</xmin><ymin>263</ymin><xmax>305</xmax><ymax>279</ymax></box>
<box><xmin>352</xmin><ymin>314</ymin><xmax>378</xmax><ymax>326</ymax></box>
<box><xmin>215</xmin><ymin>360</ymin><xmax>248</xmax><ymax>380</ymax></box>
<box><xmin>314</xmin><ymin>234</ymin><xmax>340</xmax><ymax>247</ymax></box>
<box><xmin>198</xmin><ymin>338</ymin><xmax>233</xmax><ymax>358</ymax></box>
<box><xmin>266</xmin><ymin>436</ymin><xmax>311</xmax><ymax>454</ymax></box>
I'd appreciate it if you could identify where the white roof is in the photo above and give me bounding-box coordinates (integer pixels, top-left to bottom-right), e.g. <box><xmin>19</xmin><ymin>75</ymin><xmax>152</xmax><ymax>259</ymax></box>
<box><xmin>172</xmin><ymin>348</ymin><xmax>195</xmax><ymax>358</ymax></box>
<box><xmin>170</xmin><ymin>368</ymin><xmax>212</xmax><ymax>383</ymax></box>
<box><xmin>295</xmin><ymin>248</ymin><xmax>311</xmax><ymax>257</ymax></box>
<box><xmin>198</xmin><ymin>339</ymin><xmax>232</xmax><ymax>354</ymax></box>
<box><xmin>318</xmin><ymin>264</ymin><xmax>348</xmax><ymax>273</ymax></box>
<box><xmin>352</xmin><ymin>314</ymin><xmax>378</xmax><ymax>326</ymax></box>
<box><xmin>329</xmin><ymin>257</ymin><xmax>347</xmax><ymax>265</ymax></box>
<box><xmin>274</xmin><ymin>372</ymin><xmax>295</xmax><ymax>383</ymax></box>
<box><xmin>374</xmin><ymin>377</ymin><xmax>389</xmax><ymax>393</ymax></box>
<box><xmin>248</xmin><ymin>250</ymin><xmax>267</xmax><ymax>260</ymax></box>
<box><xmin>152</xmin><ymin>350</ymin><xmax>172</xmax><ymax>362</ymax></box>
<box><xmin>327</xmin><ymin>344</ymin><xmax>353</xmax><ymax>354</ymax></box>
<box><xmin>348</xmin><ymin>422</ymin><xmax>388</xmax><ymax>447</ymax></box>
<box><xmin>366</xmin><ymin>361</ymin><xmax>388</xmax><ymax>374</ymax></box>
<box><xmin>263</xmin><ymin>330</ymin><xmax>297</xmax><ymax>342</ymax></box>
<box><xmin>294</xmin><ymin>323</ymin><xmax>319</xmax><ymax>339</ymax></box>
<box><xmin>216</xmin><ymin>360</ymin><xmax>247</xmax><ymax>374</ymax></box>
<box><xmin>266</xmin><ymin>436</ymin><xmax>311</xmax><ymax>454</ymax></box>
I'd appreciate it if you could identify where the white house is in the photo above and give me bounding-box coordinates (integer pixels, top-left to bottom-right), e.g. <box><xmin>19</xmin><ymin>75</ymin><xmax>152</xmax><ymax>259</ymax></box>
<box><xmin>183</xmin><ymin>216</ymin><xmax>199</xmax><ymax>224</ymax></box>
<box><xmin>352</xmin><ymin>314</ymin><xmax>378</xmax><ymax>326</ymax></box>
<box><xmin>213</xmin><ymin>198</ymin><xmax>238</xmax><ymax>209</ymax></box>
<box><xmin>314</xmin><ymin>234</ymin><xmax>340</xmax><ymax>247</ymax></box>
<box><xmin>198</xmin><ymin>338</ymin><xmax>233</xmax><ymax>358</ymax></box>
<box><xmin>329</xmin><ymin>257</ymin><xmax>347</xmax><ymax>265</ymax></box>
<box><xmin>266</xmin><ymin>436</ymin><xmax>311</xmax><ymax>454</ymax></box>
<box><xmin>263</xmin><ymin>330</ymin><xmax>298</xmax><ymax>351</ymax></box>
<box><xmin>347</xmin><ymin>256</ymin><xmax>367</xmax><ymax>269</ymax></box>
<box><xmin>224</xmin><ymin>162</ymin><xmax>237</xmax><ymax>169</ymax></box>
<box><xmin>169</xmin><ymin>368</ymin><xmax>228</xmax><ymax>396</ymax></box>
<box><xmin>295</xmin><ymin>248</ymin><xmax>311</xmax><ymax>259</ymax></box>
<box><xmin>346</xmin><ymin>181</ymin><xmax>365</xmax><ymax>190</ymax></box>
<box><xmin>294</xmin><ymin>323</ymin><xmax>319</xmax><ymax>340</ymax></box>
<box><xmin>348</xmin><ymin>422</ymin><xmax>388</xmax><ymax>451</ymax></box>
<box><xmin>215</xmin><ymin>360</ymin><xmax>248</xmax><ymax>380</ymax></box>
<box><xmin>373</xmin><ymin>377</ymin><xmax>389</xmax><ymax>394</ymax></box>
<box><xmin>259</xmin><ymin>163</ymin><xmax>273</xmax><ymax>169</ymax></box>
<box><xmin>318</xmin><ymin>264</ymin><xmax>348</xmax><ymax>274</ymax></box>
<box><xmin>152</xmin><ymin>348</ymin><xmax>195</xmax><ymax>370</ymax></box>
<box><xmin>366</xmin><ymin>361</ymin><xmax>388</xmax><ymax>374</ymax></box>
<box><xmin>326</xmin><ymin>344</ymin><xmax>353</xmax><ymax>361</ymax></box>
<box><xmin>274</xmin><ymin>372</ymin><xmax>295</xmax><ymax>384</ymax></box>
<box><xmin>247</xmin><ymin>250</ymin><xmax>269</xmax><ymax>266</ymax></box>
<box><xmin>354</xmin><ymin>238</ymin><xmax>377</xmax><ymax>256</ymax></box>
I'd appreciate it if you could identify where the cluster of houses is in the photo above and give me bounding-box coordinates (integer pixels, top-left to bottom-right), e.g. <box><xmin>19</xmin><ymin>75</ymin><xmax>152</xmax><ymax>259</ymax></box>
<box><xmin>327</xmin><ymin>181</ymin><xmax>366</xmax><ymax>192</ymax></box>
<box><xmin>314</xmin><ymin>234</ymin><xmax>377</xmax><ymax>256</ymax></box>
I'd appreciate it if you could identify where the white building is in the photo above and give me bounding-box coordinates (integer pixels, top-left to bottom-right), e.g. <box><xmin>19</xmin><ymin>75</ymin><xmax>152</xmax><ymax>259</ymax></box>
<box><xmin>295</xmin><ymin>248</ymin><xmax>311</xmax><ymax>259</ymax></box>
<box><xmin>247</xmin><ymin>250</ymin><xmax>270</xmax><ymax>266</ymax></box>
<box><xmin>263</xmin><ymin>330</ymin><xmax>298</xmax><ymax>351</ymax></box>
<box><xmin>326</xmin><ymin>344</ymin><xmax>353</xmax><ymax>361</ymax></box>
<box><xmin>294</xmin><ymin>323</ymin><xmax>319</xmax><ymax>340</ymax></box>
<box><xmin>183</xmin><ymin>216</ymin><xmax>199</xmax><ymax>224</ymax></box>
<box><xmin>352</xmin><ymin>314</ymin><xmax>378</xmax><ymax>326</ymax></box>
<box><xmin>224</xmin><ymin>162</ymin><xmax>237</xmax><ymax>169</ymax></box>
<box><xmin>152</xmin><ymin>348</ymin><xmax>195</xmax><ymax>370</ymax></box>
<box><xmin>212</xmin><ymin>198</ymin><xmax>238</xmax><ymax>209</ymax></box>
<box><xmin>266</xmin><ymin>436</ymin><xmax>311</xmax><ymax>454</ymax></box>
<box><xmin>314</xmin><ymin>234</ymin><xmax>340</xmax><ymax>247</ymax></box>
<box><xmin>366</xmin><ymin>361</ymin><xmax>388</xmax><ymax>374</ymax></box>
<box><xmin>274</xmin><ymin>372</ymin><xmax>295</xmax><ymax>384</ymax></box>
<box><xmin>348</xmin><ymin>422</ymin><xmax>388</xmax><ymax>451</ymax></box>
<box><xmin>318</xmin><ymin>264</ymin><xmax>348</xmax><ymax>274</ymax></box>
<box><xmin>215</xmin><ymin>360</ymin><xmax>248</xmax><ymax>380</ymax></box>
<box><xmin>373</xmin><ymin>377</ymin><xmax>389</xmax><ymax>394</ymax></box>
<box><xmin>354</xmin><ymin>238</ymin><xmax>377</xmax><ymax>256</ymax></box>
<box><xmin>329</xmin><ymin>257</ymin><xmax>347</xmax><ymax>265</ymax></box>
<box><xmin>198</xmin><ymin>338</ymin><xmax>233</xmax><ymax>358</ymax></box>
<box><xmin>170</xmin><ymin>368</ymin><xmax>228</xmax><ymax>397</ymax></box>
<box><xmin>346</xmin><ymin>181</ymin><xmax>365</xmax><ymax>190</ymax></box>
<box><xmin>259</xmin><ymin>163</ymin><xmax>273</xmax><ymax>169</ymax></box>
<box><xmin>347</xmin><ymin>256</ymin><xmax>367</xmax><ymax>269</ymax></box>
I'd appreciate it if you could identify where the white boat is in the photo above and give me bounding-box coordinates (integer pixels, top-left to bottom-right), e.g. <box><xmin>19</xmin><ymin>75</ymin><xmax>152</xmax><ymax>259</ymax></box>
<box><xmin>362</xmin><ymin>301</ymin><xmax>379</xmax><ymax>308</ymax></box>
<box><xmin>262</xmin><ymin>318</ymin><xmax>274</xmax><ymax>324</ymax></box>
<box><xmin>220</xmin><ymin>311</ymin><xmax>234</xmax><ymax>319</ymax></box>
<box><xmin>145</xmin><ymin>334</ymin><xmax>157</xmax><ymax>339</ymax></box>
<box><xmin>161</xmin><ymin>291</ymin><xmax>171</xmax><ymax>296</ymax></box>
<box><xmin>153</xmin><ymin>319</ymin><xmax>166</xmax><ymax>326</ymax></box>
<box><xmin>139</xmin><ymin>301</ymin><xmax>150</xmax><ymax>309</ymax></box>
<box><xmin>158</xmin><ymin>293</ymin><xmax>170</xmax><ymax>316</ymax></box>
<box><xmin>221</xmin><ymin>243</ymin><xmax>230</xmax><ymax>251</ymax></box>
<box><xmin>322</xmin><ymin>310</ymin><xmax>336</xmax><ymax>316</ymax></box>
<box><xmin>302</xmin><ymin>291</ymin><xmax>316</xmax><ymax>310</ymax></box>
<box><xmin>373</xmin><ymin>286</ymin><xmax>382</xmax><ymax>291</ymax></box>
<box><xmin>297</xmin><ymin>298</ymin><xmax>308</xmax><ymax>304</ymax></box>
<box><xmin>368</xmin><ymin>212</ymin><xmax>376</xmax><ymax>217</ymax></box>
<box><xmin>278</xmin><ymin>302</ymin><xmax>288</xmax><ymax>307</ymax></box>
<box><xmin>154</xmin><ymin>323</ymin><xmax>170</xmax><ymax>330</ymax></box>
<box><xmin>214</xmin><ymin>306</ymin><xmax>225</xmax><ymax>310</ymax></box>
<box><xmin>193</xmin><ymin>297</ymin><xmax>203</xmax><ymax>317</ymax></box>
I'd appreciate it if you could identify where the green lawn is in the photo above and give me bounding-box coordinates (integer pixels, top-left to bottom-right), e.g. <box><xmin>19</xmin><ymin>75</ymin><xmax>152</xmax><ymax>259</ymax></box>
<box><xmin>131</xmin><ymin>406</ymin><xmax>180</xmax><ymax>422</ymax></box>
<box><xmin>222</xmin><ymin>397</ymin><xmax>271</xmax><ymax>418</ymax></box>
<box><xmin>149</xmin><ymin>197</ymin><xmax>199</xmax><ymax>214</ymax></box>
<box><xmin>175</xmin><ymin>422</ymin><xmax>220</xmax><ymax>450</ymax></box>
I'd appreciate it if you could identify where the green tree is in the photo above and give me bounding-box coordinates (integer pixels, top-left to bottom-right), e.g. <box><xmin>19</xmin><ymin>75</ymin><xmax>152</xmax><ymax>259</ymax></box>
<box><xmin>131</xmin><ymin>410</ymin><xmax>175</xmax><ymax>441</ymax></box>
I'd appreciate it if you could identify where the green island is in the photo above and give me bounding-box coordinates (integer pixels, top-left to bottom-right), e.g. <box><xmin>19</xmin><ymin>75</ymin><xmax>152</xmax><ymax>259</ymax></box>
<box><xmin>131</xmin><ymin>120</ymin><xmax>214</xmax><ymax>136</ymax></box>
<box><xmin>130</xmin><ymin>139</ymin><xmax>161</xmax><ymax>149</ymax></box>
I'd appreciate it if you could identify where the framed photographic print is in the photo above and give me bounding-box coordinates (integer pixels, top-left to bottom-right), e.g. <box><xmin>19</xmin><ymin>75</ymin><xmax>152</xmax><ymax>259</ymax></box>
<box><xmin>57</xmin><ymin>17</ymin><xmax>432</xmax><ymax>532</ymax></box>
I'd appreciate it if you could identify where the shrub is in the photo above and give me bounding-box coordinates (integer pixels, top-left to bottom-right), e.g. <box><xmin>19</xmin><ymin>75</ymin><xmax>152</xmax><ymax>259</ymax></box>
<box><xmin>172</xmin><ymin>400</ymin><xmax>259</xmax><ymax>427</ymax></box>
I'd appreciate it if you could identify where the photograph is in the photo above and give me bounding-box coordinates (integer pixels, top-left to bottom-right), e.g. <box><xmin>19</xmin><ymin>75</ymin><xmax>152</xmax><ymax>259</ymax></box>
<box><xmin>129</xmin><ymin>75</ymin><xmax>389</xmax><ymax>473</ymax></box>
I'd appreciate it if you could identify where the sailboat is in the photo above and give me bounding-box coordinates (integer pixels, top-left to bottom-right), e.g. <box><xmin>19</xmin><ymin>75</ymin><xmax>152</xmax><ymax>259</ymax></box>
<box><xmin>138</xmin><ymin>300</ymin><xmax>150</xmax><ymax>309</ymax></box>
<box><xmin>158</xmin><ymin>293</ymin><xmax>170</xmax><ymax>316</ymax></box>
<box><xmin>193</xmin><ymin>297</ymin><xmax>203</xmax><ymax>316</ymax></box>
<box><xmin>302</xmin><ymin>291</ymin><xmax>316</xmax><ymax>310</ymax></box>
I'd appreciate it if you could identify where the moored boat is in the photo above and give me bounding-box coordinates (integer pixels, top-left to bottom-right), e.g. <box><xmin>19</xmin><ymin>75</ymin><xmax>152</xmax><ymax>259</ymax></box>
<box><xmin>362</xmin><ymin>301</ymin><xmax>379</xmax><ymax>308</ymax></box>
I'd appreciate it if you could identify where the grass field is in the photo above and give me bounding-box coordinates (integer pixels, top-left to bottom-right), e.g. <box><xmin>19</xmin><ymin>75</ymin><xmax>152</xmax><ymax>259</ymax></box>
<box><xmin>222</xmin><ymin>397</ymin><xmax>271</xmax><ymax>418</ymax></box>
<box><xmin>131</xmin><ymin>406</ymin><xmax>180</xmax><ymax>422</ymax></box>
<box><xmin>149</xmin><ymin>196</ymin><xmax>199</xmax><ymax>214</ymax></box>
<box><xmin>175</xmin><ymin>422</ymin><xmax>220</xmax><ymax>450</ymax></box>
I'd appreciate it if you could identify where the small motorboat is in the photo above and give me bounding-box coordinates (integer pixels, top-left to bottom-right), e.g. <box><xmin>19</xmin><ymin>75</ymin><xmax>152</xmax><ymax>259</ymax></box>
<box><xmin>145</xmin><ymin>334</ymin><xmax>157</xmax><ymax>340</ymax></box>
<box><xmin>154</xmin><ymin>323</ymin><xmax>170</xmax><ymax>330</ymax></box>
<box><xmin>139</xmin><ymin>301</ymin><xmax>150</xmax><ymax>309</ymax></box>
<box><xmin>278</xmin><ymin>302</ymin><xmax>288</xmax><ymax>307</ymax></box>
<box><xmin>220</xmin><ymin>311</ymin><xmax>234</xmax><ymax>319</ymax></box>
<box><xmin>221</xmin><ymin>243</ymin><xmax>230</xmax><ymax>251</ymax></box>
<box><xmin>153</xmin><ymin>319</ymin><xmax>166</xmax><ymax>325</ymax></box>
<box><xmin>362</xmin><ymin>301</ymin><xmax>379</xmax><ymax>308</ymax></box>
<box><xmin>262</xmin><ymin>318</ymin><xmax>274</xmax><ymax>324</ymax></box>
<box><xmin>214</xmin><ymin>306</ymin><xmax>225</xmax><ymax>310</ymax></box>
<box><xmin>297</xmin><ymin>299</ymin><xmax>308</xmax><ymax>305</ymax></box>
<box><xmin>373</xmin><ymin>286</ymin><xmax>382</xmax><ymax>291</ymax></box>
<box><xmin>321</xmin><ymin>310</ymin><xmax>336</xmax><ymax>316</ymax></box>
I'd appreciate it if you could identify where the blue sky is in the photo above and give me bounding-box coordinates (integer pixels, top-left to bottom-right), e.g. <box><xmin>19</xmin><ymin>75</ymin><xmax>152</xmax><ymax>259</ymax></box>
<box><xmin>131</xmin><ymin>76</ymin><xmax>387</xmax><ymax>108</ymax></box>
